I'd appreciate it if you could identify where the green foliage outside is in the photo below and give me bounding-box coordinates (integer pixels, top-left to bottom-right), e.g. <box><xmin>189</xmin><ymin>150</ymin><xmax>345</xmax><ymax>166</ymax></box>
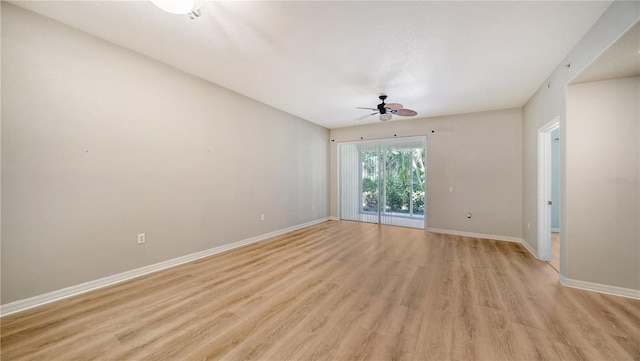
<box><xmin>361</xmin><ymin>147</ymin><xmax>425</xmax><ymax>216</ymax></box>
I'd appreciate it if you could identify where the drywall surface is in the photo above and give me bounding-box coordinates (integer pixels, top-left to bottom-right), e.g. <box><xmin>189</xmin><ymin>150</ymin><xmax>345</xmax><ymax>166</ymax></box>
<box><xmin>1</xmin><ymin>4</ymin><xmax>329</xmax><ymax>304</ymax></box>
<box><xmin>565</xmin><ymin>77</ymin><xmax>639</xmax><ymax>290</ymax></box>
<box><xmin>522</xmin><ymin>1</ymin><xmax>639</xmax><ymax>275</ymax></box>
<box><xmin>330</xmin><ymin>108</ymin><xmax>523</xmax><ymax>238</ymax></box>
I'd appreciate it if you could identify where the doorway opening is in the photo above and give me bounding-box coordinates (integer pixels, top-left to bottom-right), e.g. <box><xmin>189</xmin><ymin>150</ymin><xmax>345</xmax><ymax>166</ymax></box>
<box><xmin>550</xmin><ymin>127</ymin><xmax>560</xmax><ymax>271</ymax></box>
<box><xmin>537</xmin><ymin>117</ymin><xmax>560</xmax><ymax>271</ymax></box>
<box><xmin>338</xmin><ymin>137</ymin><xmax>426</xmax><ymax>229</ymax></box>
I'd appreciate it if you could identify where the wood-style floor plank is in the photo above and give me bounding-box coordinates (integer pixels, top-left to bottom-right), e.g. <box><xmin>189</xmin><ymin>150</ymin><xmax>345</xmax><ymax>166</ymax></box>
<box><xmin>1</xmin><ymin>220</ymin><xmax>639</xmax><ymax>360</ymax></box>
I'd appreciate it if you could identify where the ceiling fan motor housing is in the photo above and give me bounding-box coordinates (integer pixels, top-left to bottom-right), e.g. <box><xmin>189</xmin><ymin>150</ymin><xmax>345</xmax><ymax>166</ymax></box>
<box><xmin>377</xmin><ymin>95</ymin><xmax>388</xmax><ymax>114</ymax></box>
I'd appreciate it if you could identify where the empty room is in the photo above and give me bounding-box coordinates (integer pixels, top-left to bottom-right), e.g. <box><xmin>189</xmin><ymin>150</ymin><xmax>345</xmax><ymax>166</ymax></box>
<box><xmin>1</xmin><ymin>1</ymin><xmax>639</xmax><ymax>360</ymax></box>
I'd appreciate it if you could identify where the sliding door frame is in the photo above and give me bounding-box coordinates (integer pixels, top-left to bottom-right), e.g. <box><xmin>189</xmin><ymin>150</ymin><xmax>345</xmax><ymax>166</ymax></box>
<box><xmin>337</xmin><ymin>135</ymin><xmax>427</xmax><ymax>228</ymax></box>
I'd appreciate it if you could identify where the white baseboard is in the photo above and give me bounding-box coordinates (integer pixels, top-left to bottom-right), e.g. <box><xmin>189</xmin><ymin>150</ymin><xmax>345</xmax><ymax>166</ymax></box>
<box><xmin>329</xmin><ymin>216</ymin><xmax>339</xmax><ymax>221</ymax></box>
<box><xmin>560</xmin><ymin>275</ymin><xmax>640</xmax><ymax>300</ymax></box>
<box><xmin>426</xmin><ymin>228</ymin><xmax>538</xmax><ymax>258</ymax></box>
<box><xmin>426</xmin><ymin>228</ymin><xmax>523</xmax><ymax>244</ymax></box>
<box><xmin>518</xmin><ymin>239</ymin><xmax>538</xmax><ymax>259</ymax></box>
<box><xmin>0</xmin><ymin>217</ymin><xmax>330</xmax><ymax>317</ymax></box>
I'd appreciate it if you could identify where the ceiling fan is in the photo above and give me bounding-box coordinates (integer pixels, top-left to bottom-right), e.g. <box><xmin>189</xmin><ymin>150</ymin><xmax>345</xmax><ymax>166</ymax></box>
<box><xmin>356</xmin><ymin>95</ymin><xmax>418</xmax><ymax>121</ymax></box>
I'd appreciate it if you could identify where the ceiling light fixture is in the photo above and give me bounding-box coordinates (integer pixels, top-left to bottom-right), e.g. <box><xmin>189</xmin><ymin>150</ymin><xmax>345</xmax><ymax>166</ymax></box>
<box><xmin>379</xmin><ymin>113</ymin><xmax>393</xmax><ymax>121</ymax></box>
<box><xmin>150</xmin><ymin>0</ymin><xmax>201</xmax><ymax>18</ymax></box>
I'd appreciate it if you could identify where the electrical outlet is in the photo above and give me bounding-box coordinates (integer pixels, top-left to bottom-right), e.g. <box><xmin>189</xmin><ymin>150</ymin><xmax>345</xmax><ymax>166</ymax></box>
<box><xmin>137</xmin><ymin>233</ymin><xmax>146</xmax><ymax>244</ymax></box>
<box><xmin>260</xmin><ymin>214</ymin><xmax>265</xmax><ymax>221</ymax></box>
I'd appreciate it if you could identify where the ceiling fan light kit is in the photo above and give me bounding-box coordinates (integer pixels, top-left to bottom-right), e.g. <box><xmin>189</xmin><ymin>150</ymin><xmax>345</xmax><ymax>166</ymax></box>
<box><xmin>357</xmin><ymin>95</ymin><xmax>417</xmax><ymax>122</ymax></box>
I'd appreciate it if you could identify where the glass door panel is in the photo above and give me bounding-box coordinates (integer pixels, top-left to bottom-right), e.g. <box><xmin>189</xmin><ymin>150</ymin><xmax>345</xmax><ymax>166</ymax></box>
<box><xmin>339</xmin><ymin>137</ymin><xmax>425</xmax><ymax>229</ymax></box>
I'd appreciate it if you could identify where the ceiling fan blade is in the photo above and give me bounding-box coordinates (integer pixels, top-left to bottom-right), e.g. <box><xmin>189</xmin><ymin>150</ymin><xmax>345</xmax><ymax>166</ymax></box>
<box><xmin>384</xmin><ymin>103</ymin><xmax>403</xmax><ymax>110</ymax></box>
<box><xmin>395</xmin><ymin>109</ymin><xmax>417</xmax><ymax>116</ymax></box>
<box><xmin>356</xmin><ymin>107</ymin><xmax>378</xmax><ymax>111</ymax></box>
<box><xmin>355</xmin><ymin>112</ymin><xmax>378</xmax><ymax>121</ymax></box>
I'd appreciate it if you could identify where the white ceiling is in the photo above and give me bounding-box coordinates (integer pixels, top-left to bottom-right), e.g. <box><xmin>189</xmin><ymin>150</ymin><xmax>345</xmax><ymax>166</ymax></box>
<box><xmin>11</xmin><ymin>1</ymin><xmax>612</xmax><ymax>129</ymax></box>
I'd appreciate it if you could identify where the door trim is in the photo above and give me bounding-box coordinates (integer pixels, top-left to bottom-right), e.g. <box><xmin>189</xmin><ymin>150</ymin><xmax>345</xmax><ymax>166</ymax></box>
<box><xmin>537</xmin><ymin>117</ymin><xmax>560</xmax><ymax>261</ymax></box>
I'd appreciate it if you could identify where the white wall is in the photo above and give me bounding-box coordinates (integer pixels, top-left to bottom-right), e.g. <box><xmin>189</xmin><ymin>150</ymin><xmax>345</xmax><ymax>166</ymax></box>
<box><xmin>565</xmin><ymin>77</ymin><xmax>639</xmax><ymax>290</ymax></box>
<box><xmin>330</xmin><ymin>108</ymin><xmax>523</xmax><ymax>239</ymax></box>
<box><xmin>1</xmin><ymin>4</ymin><xmax>329</xmax><ymax>305</ymax></box>
<box><xmin>522</xmin><ymin>1</ymin><xmax>639</xmax><ymax>286</ymax></box>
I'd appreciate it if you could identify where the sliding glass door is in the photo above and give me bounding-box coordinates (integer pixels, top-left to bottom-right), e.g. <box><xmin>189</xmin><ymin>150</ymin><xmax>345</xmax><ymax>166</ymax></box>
<box><xmin>339</xmin><ymin>137</ymin><xmax>426</xmax><ymax>229</ymax></box>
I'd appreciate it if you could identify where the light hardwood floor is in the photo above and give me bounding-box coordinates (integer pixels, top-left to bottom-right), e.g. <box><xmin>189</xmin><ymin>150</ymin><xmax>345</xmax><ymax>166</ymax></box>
<box><xmin>2</xmin><ymin>221</ymin><xmax>639</xmax><ymax>360</ymax></box>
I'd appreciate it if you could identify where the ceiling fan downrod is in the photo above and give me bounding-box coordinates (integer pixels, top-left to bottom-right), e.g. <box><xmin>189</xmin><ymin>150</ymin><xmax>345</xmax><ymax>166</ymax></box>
<box><xmin>377</xmin><ymin>95</ymin><xmax>388</xmax><ymax>114</ymax></box>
